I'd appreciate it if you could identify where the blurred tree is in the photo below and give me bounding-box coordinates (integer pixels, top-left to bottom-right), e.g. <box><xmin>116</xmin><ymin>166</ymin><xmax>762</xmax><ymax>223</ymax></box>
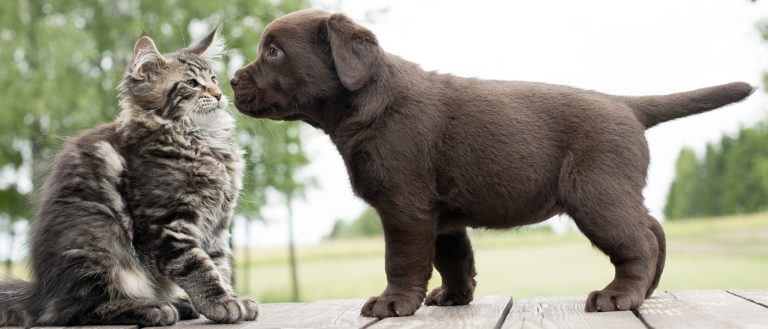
<box><xmin>664</xmin><ymin>148</ymin><xmax>702</xmax><ymax>219</ymax></box>
<box><xmin>664</xmin><ymin>124</ymin><xmax>768</xmax><ymax>219</ymax></box>
<box><xmin>327</xmin><ymin>219</ymin><xmax>347</xmax><ymax>239</ymax></box>
<box><xmin>700</xmin><ymin>144</ymin><xmax>726</xmax><ymax>216</ymax></box>
<box><xmin>0</xmin><ymin>0</ymin><xmax>311</xmax><ymax>283</ymax></box>
<box><xmin>326</xmin><ymin>207</ymin><xmax>383</xmax><ymax>239</ymax></box>
<box><xmin>350</xmin><ymin>207</ymin><xmax>383</xmax><ymax>237</ymax></box>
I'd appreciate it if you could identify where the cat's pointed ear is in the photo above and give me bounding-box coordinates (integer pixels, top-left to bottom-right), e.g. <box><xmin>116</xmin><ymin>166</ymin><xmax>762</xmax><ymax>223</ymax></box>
<box><xmin>188</xmin><ymin>25</ymin><xmax>225</xmax><ymax>60</ymax></box>
<box><xmin>130</xmin><ymin>33</ymin><xmax>166</xmax><ymax>80</ymax></box>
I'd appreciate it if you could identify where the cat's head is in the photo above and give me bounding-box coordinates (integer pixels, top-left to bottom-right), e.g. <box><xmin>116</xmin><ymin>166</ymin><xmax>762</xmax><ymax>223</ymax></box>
<box><xmin>118</xmin><ymin>28</ymin><xmax>228</xmax><ymax>126</ymax></box>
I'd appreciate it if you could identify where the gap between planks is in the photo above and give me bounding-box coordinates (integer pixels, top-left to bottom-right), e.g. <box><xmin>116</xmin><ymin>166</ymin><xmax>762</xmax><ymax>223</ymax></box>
<box><xmin>636</xmin><ymin>289</ymin><xmax>768</xmax><ymax>329</ymax></box>
<box><xmin>728</xmin><ymin>289</ymin><xmax>768</xmax><ymax>309</ymax></box>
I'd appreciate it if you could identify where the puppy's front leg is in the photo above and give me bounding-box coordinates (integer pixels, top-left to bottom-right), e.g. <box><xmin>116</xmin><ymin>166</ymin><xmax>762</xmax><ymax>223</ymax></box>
<box><xmin>425</xmin><ymin>228</ymin><xmax>477</xmax><ymax>306</ymax></box>
<box><xmin>361</xmin><ymin>207</ymin><xmax>436</xmax><ymax>318</ymax></box>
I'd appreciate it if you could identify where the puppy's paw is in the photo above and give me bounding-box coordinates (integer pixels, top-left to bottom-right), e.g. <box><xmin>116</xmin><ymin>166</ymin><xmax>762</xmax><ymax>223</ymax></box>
<box><xmin>134</xmin><ymin>301</ymin><xmax>179</xmax><ymax>326</ymax></box>
<box><xmin>585</xmin><ymin>288</ymin><xmax>645</xmax><ymax>312</ymax></box>
<box><xmin>424</xmin><ymin>286</ymin><xmax>473</xmax><ymax>306</ymax></box>
<box><xmin>172</xmin><ymin>296</ymin><xmax>200</xmax><ymax>320</ymax></box>
<box><xmin>196</xmin><ymin>296</ymin><xmax>254</xmax><ymax>323</ymax></box>
<box><xmin>361</xmin><ymin>292</ymin><xmax>423</xmax><ymax>318</ymax></box>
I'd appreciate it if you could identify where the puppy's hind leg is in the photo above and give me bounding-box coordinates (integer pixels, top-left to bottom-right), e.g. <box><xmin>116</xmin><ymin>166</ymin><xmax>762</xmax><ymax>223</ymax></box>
<box><xmin>558</xmin><ymin>152</ymin><xmax>662</xmax><ymax>312</ymax></box>
<box><xmin>425</xmin><ymin>227</ymin><xmax>477</xmax><ymax>306</ymax></box>
<box><xmin>646</xmin><ymin>218</ymin><xmax>666</xmax><ymax>298</ymax></box>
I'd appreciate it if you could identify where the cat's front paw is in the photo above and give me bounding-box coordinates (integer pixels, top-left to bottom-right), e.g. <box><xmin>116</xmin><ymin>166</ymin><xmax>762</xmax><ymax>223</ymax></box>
<box><xmin>239</xmin><ymin>296</ymin><xmax>259</xmax><ymax>321</ymax></box>
<box><xmin>197</xmin><ymin>296</ymin><xmax>259</xmax><ymax>323</ymax></box>
<box><xmin>134</xmin><ymin>301</ymin><xmax>179</xmax><ymax>326</ymax></box>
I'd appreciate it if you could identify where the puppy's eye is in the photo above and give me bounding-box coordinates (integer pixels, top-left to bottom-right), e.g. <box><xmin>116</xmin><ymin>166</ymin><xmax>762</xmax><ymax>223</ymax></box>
<box><xmin>268</xmin><ymin>46</ymin><xmax>280</xmax><ymax>58</ymax></box>
<box><xmin>185</xmin><ymin>79</ymin><xmax>199</xmax><ymax>87</ymax></box>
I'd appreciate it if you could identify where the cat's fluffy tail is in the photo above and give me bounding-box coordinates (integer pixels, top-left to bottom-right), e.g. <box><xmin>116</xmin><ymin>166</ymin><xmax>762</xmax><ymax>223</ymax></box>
<box><xmin>0</xmin><ymin>278</ymin><xmax>33</xmax><ymax>327</ymax></box>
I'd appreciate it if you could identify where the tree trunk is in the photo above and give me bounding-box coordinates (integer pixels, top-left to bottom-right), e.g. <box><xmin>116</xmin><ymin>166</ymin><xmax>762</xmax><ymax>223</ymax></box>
<box><xmin>242</xmin><ymin>219</ymin><xmax>252</xmax><ymax>295</ymax></box>
<box><xmin>4</xmin><ymin>227</ymin><xmax>16</xmax><ymax>275</ymax></box>
<box><xmin>286</xmin><ymin>197</ymin><xmax>300</xmax><ymax>302</ymax></box>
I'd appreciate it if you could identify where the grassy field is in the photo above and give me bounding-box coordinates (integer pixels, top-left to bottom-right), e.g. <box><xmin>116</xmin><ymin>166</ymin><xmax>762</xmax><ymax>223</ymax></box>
<box><xmin>233</xmin><ymin>212</ymin><xmax>768</xmax><ymax>303</ymax></box>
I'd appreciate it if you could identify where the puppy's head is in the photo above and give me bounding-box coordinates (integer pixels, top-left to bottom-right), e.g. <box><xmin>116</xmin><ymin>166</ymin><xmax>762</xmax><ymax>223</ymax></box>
<box><xmin>231</xmin><ymin>9</ymin><xmax>382</xmax><ymax>121</ymax></box>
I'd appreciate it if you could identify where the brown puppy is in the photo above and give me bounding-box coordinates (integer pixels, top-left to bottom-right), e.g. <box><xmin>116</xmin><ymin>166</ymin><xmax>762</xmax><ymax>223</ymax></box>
<box><xmin>230</xmin><ymin>9</ymin><xmax>754</xmax><ymax>318</ymax></box>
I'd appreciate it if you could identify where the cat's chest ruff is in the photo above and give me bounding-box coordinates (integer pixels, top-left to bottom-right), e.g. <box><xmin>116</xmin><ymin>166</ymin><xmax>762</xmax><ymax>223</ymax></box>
<box><xmin>175</xmin><ymin>135</ymin><xmax>239</xmax><ymax>192</ymax></box>
<box><xmin>129</xmin><ymin>126</ymin><xmax>240</xmax><ymax>208</ymax></box>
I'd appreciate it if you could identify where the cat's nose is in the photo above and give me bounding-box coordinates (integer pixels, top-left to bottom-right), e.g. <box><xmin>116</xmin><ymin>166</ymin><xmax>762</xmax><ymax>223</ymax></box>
<box><xmin>207</xmin><ymin>85</ymin><xmax>223</xmax><ymax>100</ymax></box>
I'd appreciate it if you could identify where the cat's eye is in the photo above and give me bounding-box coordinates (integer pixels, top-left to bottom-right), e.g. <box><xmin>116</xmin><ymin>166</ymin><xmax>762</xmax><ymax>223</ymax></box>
<box><xmin>268</xmin><ymin>46</ymin><xmax>280</xmax><ymax>58</ymax></box>
<box><xmin>211</xmin><ymin>76</ymin><xmax>218</xmax><ymax>83</ymax></box>
<box><xmin>185</xmin><ymin>79</ymin><xmax>199</xmax><ymax>87</ymax></box>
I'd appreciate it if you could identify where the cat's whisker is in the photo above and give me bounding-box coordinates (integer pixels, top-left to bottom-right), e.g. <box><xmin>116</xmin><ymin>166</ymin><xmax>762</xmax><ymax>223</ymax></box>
<box><xmin>227</xmin><ymin>104</ymin><xmax>261</xmax><ymax>135</ymax></box>
<box><xmin>177</xmin><ymin>22</ymin><xmax>187</xmax><ymax>46</ymax></box>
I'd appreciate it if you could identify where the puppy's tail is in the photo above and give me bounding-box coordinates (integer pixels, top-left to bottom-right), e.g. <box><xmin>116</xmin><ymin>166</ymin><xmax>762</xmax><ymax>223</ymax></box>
<box><xmin>0</xmin><ymin>278</ymin><xmax>33</xmax><ymax>327</ymax></box>
<box><xmin>620</xmin><ymin>82</ymin><xmax>755</xmax><ymax>129</ymax></box>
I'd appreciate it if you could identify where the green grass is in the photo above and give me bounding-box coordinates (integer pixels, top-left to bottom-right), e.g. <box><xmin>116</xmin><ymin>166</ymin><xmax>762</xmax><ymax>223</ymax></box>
<box><xmin>234</xmin><ymin>212</ymin><xmax>768</xmax><ymax>303</ymax></box>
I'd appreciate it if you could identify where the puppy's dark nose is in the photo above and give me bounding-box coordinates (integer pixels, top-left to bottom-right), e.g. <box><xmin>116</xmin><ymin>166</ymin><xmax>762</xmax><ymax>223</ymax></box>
<box><xmin>230</xmin><ymin>75</ymin><xmax>239</xmax><ymax>87</ymax></box>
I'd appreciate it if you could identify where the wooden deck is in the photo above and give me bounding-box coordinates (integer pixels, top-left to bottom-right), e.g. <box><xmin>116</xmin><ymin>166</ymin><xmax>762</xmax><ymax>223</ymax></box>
<box><xmin>12</xmin><ymin>289</ymin><xmax>768</xmax><ymax>329</ymax></box>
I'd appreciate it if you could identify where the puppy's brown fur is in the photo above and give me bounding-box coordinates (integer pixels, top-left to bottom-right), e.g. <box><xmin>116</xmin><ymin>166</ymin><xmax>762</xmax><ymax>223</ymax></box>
<box><xmin>231</xmin><ymin>9</ymin><xmax>754</xmax><ymax>318</ymax></box>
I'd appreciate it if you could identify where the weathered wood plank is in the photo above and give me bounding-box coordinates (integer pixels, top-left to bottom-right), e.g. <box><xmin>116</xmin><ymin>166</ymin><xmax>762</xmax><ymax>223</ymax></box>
<box><xmin>637</xmin><ymin>289</ymin><xmax>768</xmax><ymax>329</ymax></box>
<box><xmin>235</xmin><ymin>298</ymin><xmax>375</xmax><ymax>329</ymax></box>
<box><xmin>368</xmin><ymin>295</ymin><xmax>512</xmax><ymax>329</ymax></box>
<box><xmin>500</xmin><ymin>295</ymin><xmax>645</xmax><ymax>329</ymax></box>
<box><xmin>729</xmin><ymin>289</ymin><xmax>768</xmax><ymax>308</ymax></box>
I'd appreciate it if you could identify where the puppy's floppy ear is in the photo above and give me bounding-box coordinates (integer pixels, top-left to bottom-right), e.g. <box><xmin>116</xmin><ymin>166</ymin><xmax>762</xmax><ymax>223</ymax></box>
<box><xmin>326</xmin><ymin>14</ymin><xmax>382</xmax><ymax>90</ymax></box>
<box><xmin>130</xmin><ymin>32</ymin><xmax>166</xmax><ymax>80</ymax></box>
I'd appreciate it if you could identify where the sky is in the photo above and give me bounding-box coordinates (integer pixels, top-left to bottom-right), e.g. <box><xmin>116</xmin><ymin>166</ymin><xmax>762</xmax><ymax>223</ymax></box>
<box><xmin>233</xmin><ymin>0</ymin><xmax>768</xmax><ymax>247</ymax></box>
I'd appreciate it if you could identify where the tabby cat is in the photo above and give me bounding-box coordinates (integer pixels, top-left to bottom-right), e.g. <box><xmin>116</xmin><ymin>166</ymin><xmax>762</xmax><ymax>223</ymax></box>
<box><xmin>0</xmin><ymin>28</ymin><xmax>258</xmax><ymax>327</ymax></box>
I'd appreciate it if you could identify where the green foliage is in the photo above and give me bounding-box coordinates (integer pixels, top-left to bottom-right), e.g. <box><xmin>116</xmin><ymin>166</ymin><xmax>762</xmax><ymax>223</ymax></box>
<box><xmin>0</xmin><ymin>1</ymin><xmax>309</xmax><ymax>229</ymax></box>
<box><xmin>326</xmin><ymin>207</ymin><xmax>383</xmax><ymax>239</ymax></box>
<box><xmin>664</xmin><ymin>148</ymin><xmax>703</xmax><ymax>219</ymax></box>
<box><xmin>664</xmin><ymin>124</ymin><xmax>768</xmax><ymax>219</ymax></box>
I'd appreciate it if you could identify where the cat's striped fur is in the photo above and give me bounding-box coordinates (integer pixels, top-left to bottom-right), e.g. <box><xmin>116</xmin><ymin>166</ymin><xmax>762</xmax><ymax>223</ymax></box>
<box><xmin>0</xmin><ymin>28</ymin><xmax>257</xmax><ymax>327</ymax></box>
